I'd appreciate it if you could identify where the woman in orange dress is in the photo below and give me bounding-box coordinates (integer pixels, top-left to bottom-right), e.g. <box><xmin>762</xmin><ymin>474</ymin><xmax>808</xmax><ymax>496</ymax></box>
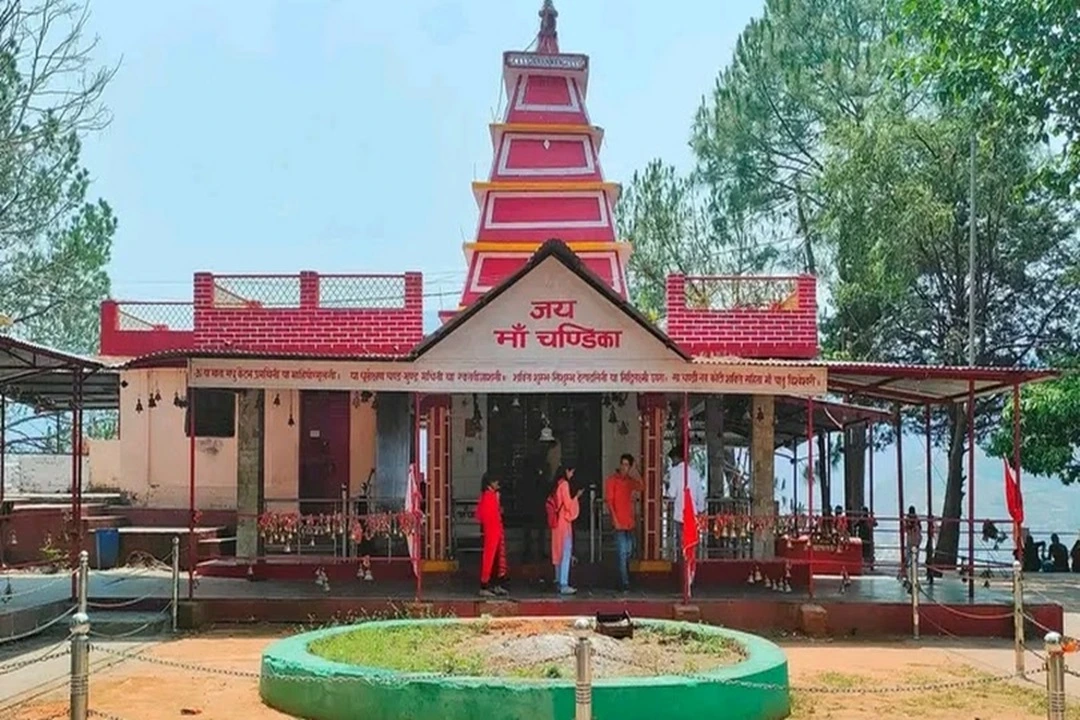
<box><xmin>547</xmin><ymin>466</ymin><xmax>582</xmax><ymax>595</ymax></box>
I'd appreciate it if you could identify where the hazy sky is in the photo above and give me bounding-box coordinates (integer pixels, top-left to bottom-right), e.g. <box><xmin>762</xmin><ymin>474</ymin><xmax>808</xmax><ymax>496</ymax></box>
<box><xmin>81</xmin><ymin>0</ymin><xmax>763</xmax><ymax>316</ymax></box>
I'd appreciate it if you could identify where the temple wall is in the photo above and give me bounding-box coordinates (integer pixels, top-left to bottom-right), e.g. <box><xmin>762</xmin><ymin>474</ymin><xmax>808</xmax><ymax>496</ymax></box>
<box><xmin>600</xmin><ymin>393</ymin><xmax>640</xmax><ymax>475</ymax></box>
<box><xmin>89</xmin><ymin>369</ymin><xmax>377</xmax><ymax>512</ymax></box>
<box><xmin>450</xmin><ymin>393</ymin><xmax>487</xmax><ymax>502</ymax></box>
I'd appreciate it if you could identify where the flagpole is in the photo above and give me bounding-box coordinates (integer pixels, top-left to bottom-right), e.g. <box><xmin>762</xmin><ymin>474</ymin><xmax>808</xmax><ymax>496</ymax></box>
<box><xmin>1011</xmin><ymin>384</ymin><xmax>1022</xmax><ymax>557</ymax></box>
<box><xmin>682</xmin><ymin>392</ymin><xmax>690</xmax><ymax>604</ymax></box>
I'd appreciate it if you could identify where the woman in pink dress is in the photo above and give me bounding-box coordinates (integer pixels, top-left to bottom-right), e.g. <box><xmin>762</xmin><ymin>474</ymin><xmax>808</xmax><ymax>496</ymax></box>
<box><xmin>547</xmin><ymin>466</ymin><xmax>582</xmax><ymax>595</ymax></box>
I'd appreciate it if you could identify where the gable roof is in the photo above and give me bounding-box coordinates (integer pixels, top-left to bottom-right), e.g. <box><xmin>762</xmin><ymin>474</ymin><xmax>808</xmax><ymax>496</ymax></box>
<box><xmin>412</xmin><ymin>238</ymin><xmax>689</xmax><ymax>361</ymax></box>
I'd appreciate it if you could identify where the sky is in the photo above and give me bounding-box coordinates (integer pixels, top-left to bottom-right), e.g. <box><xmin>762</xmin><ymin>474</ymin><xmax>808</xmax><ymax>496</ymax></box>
<box><xmin>80</xmin><ymin>0</ymin><xmax>764</xmax><ymax>319</ymax></box>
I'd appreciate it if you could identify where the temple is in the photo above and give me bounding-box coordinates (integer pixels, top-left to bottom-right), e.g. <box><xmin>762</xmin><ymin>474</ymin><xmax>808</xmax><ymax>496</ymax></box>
<box><xmin>0</xmin><ymin>2</ymin><xmax>1061</xmax><ymax>637</ymax></box>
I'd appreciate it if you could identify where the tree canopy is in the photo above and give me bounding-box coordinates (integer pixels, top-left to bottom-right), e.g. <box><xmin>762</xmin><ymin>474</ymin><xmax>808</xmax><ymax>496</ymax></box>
<box><xmin>0</xmin><ymin>0</ymin><xmax>116</xmax><ymax>354</ymax></box>
<box><xmin>616</xmin><ymin>0</ymin><xmax>1080</xmax><ymax>561</ymax></box>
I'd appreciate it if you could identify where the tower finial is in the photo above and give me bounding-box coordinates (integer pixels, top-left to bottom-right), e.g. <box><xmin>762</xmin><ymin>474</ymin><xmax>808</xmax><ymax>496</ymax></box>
<box><xmin>537</xmin><ymin>0</ymin><xmax>559</xmax><ymax>54</ymax></box>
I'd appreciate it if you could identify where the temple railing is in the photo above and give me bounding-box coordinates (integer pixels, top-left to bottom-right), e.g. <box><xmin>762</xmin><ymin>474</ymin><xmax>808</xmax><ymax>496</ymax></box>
<box><xmin>99</xmin><ymin>301</ymin><xmax>196</xmax><ymax>357</ymax></box>
<box><xmin>665</xmin><ymin>274</ymin><xmax>818</xmax><ymax>359</ymax></box>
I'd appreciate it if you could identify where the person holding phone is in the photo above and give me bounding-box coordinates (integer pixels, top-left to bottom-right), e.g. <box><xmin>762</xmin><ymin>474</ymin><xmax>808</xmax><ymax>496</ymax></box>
<box><xmin>547</xmin><ymin>465</ymin><xmax>582</xmax><ymax>595</ymax></box>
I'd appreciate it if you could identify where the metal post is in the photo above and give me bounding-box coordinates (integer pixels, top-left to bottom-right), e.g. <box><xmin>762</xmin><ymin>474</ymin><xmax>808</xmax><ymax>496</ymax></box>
<box><xmin>78</xmin><ymin>550</ymin><xmax>88</xmax><ymax>615</ymax></box>
<box><xmin>575</xmin><ymin>634</ymin><xmax>592</xmax><ymax>720</ymax></box>
<box><xmin>909</xmin><ymin>546</ymin><xmax>919</xmax><ymax>640</ymax></box>
<box><xmin>1013</xmin><ymin>561</ymin><xmax>1024</xmax><ymax>676</ymax></box>
<box><xmin>70</xmin><ymin>552</ymin><xmax>90</xmax><ymax>720</ymax></box>
<box><xmin>171</xmin><ymin>536</ymin><xmax>180</xmax><ymax>633</ymax></box>
<box><xmin>589</xmin><ymin>487</ymin><xmax>596</xmax><ymax>564</ymax></box>
<box><xmin>341</xmin><ymin>484</ymin><xmax>350</xmax><ymax>558</ymax></box>
<box><xmin>1045</xmin><ymin>632</ymin><xmax>1066</xmax><ymax>720</ymax></box>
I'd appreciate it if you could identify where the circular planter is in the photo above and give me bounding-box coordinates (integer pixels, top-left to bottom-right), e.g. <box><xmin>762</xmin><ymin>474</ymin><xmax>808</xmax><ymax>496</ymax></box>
<box><xmin>260</xmin><ymin>617</ymin><xmax>791</xmax><ymax>720</ymax></box>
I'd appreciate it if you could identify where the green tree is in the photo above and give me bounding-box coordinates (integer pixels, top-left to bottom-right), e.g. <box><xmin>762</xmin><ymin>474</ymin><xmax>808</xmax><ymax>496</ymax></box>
<box><xmin>623</xmin><ymin>0</ymin><xmax>1080</xmax><ymax>565</ymax></box>
<box><xmin>901</xmin><ymin>0</ymin><xmax>1080</xmax><ymax>195</ymax></box>
<box><xmin>617</xmin><ymin>161</ymin><xmax>778</xmax><ymax>318</ymax></box>
<box><xmin>0</xmin><ymin>0</ymin><xmax>117</xmax><ymax>352</ymax></box>
<box><xmin>989</xmin><ymin>359</ymin><xmax>1080</xmax><ymax>486</ymax></box>
<box><xmin>0</xmin><ymin>0</ymin><xmax>118</xmax><ymax>456</ymax></box>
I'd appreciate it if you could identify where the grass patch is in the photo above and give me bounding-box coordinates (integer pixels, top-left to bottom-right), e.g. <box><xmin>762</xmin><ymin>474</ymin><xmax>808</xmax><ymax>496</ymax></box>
<box><xmin>309</xmin><ymin>623</ymin><xmax>486</xmax><ymax>676</ymax></box>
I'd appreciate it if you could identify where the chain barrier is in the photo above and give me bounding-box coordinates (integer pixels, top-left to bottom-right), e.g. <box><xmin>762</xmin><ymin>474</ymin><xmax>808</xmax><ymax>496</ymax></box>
<box><xmin>588</xmin><ymin>647</ymin><xmax>1043</xmax><ymax>694</ymax></box>
<box><xmin>0</xmin><ymin>568</ymin><xmax>76</xmax><ymax>602</ymax></box>
<box><xmin>86</xmin><ymin>609</ymin><xmax>173</xmax><ymax>640</ymax></box>
<box><xmin>0</xmin><ymin>605</ymin><xmax>77</xmax><ymax>646</ymax></box>
<box><xmin>0</xmin><ymin>636</ymin><xmax>71</xmax><ymax>676</ymax></box>
<box><xmin>86</xmin><ymin>640</ymin><xmax>1043</xmax><ymax>695</ymax></box>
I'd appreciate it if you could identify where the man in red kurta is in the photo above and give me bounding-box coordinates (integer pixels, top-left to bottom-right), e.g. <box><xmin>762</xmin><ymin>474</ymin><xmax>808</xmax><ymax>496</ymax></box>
<box><xmin>476</xmin><ymin>473</ymin><xmax>509</xmax><ymax>596</ymax></box>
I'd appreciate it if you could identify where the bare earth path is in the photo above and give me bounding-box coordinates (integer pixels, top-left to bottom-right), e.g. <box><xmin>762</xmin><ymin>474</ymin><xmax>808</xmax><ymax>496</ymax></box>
<box><xmin>3</xmin><ymin>628</ymin><xmax>1080</xmax><ymax>720</ymax></box>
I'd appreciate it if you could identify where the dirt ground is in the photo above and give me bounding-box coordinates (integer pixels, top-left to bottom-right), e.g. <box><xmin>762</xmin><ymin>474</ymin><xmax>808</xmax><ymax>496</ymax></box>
<box><xmin>5</xmin><ymin>629</ymin><xmax>1075</xmax><ymax>720</ymax></box>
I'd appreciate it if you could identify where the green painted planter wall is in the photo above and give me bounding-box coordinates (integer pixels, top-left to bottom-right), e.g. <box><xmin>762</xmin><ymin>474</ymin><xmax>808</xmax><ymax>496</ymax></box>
<box><xmin>260</xmin><ymin>618</ymin><xmax>791</xmax><ymax>720</ymax></box>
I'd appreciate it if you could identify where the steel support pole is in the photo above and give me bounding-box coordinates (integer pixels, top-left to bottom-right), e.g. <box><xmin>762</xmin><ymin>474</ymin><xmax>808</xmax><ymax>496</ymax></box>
<box><xmin>171</xmin><ymin>536</ymin><xmax>180</xmax><ymax>632</ymax></box>
<box><xmin>1045</xmin><ymin>632</ymin><xmax>1066</xmax><ymax>720</ymax></box>
<box><xmin>895</xmin><ymin>405</ymin><xmax>905</xmax><ymax>576</ymax></box>
<box><xmin>574</xmin><ymin>634</ymin><xmax>592</xmax><ymax>720</ymax></box>
<box><xmin>69</xmin><ymin>551</ymin><xmax>90</xmax><ymax>720</ymax></box>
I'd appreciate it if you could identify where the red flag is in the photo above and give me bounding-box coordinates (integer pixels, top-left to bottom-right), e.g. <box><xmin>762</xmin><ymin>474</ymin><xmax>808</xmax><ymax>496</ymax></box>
<box><xmin>1004</xmin><ymin>459</ymin><xmax>1024</xmax><ymax>525</ymax></box>
<box><xmin>405</xmin><ymin>464</ymin><xmax>423</xmax><ymax>578</ymax></box>
<box><xmin>682</xmin><ymin>484</ymin><xmax>698</xmax><ymax>588</ymax></box>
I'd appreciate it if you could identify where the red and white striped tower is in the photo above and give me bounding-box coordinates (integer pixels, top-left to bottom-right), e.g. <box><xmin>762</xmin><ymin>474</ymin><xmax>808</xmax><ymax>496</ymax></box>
<box><xmin>450</xmin><ymin>1</ymin><xmax>630</xmax><ymax>316</ymax></box>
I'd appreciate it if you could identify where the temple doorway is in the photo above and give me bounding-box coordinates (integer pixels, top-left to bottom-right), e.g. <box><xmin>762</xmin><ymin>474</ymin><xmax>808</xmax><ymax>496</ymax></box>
<box><xmin>485</xmin><ymin>393</ymin><xmax>602</xmax><ymax>562</ymax></box>
<box><xmin>298</xmin><ymin>390</ymin><xmax>351</xmax><ymax>515</ymax></box>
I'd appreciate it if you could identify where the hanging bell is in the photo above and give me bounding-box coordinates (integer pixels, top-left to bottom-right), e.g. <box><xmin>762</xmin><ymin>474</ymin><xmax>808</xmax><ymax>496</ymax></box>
<box><xmin>173</xmin><ymin>391</ymin><xmax>182</xmax><ymax>407</ymax></box>
<box><xmin>148</xmin><ymin>394</ymin><xmax>157</xmax><ymax>409</ymax></box>
<box><xmin>511</xmin><ymin>395</ymin><xmax>521</xmax><ymax>409</ymax></box>
<box><xmin>754</xmin><ymin>567</ymin><xmax>763</xmax><ymax>583</ymax></box>
<box><xmin>608</xmin><ymin>407</ymin><xmax>618</xmax><ymax>424</ymax></box>
<box><xmin>135</xmin><ymin>398</ymin><xmax>144</xmax><ymax>413</ymax></box>
<box><xmin>618</xmin><ymin>420</ymin><xmax>629</xmax><ymax>436</ymax></box>
<box><xmin>747</xmin><ymin>570</ymin><xmax>755</xmax><ymax>585</ymax></box>
<box><xmin>288</xmin><ymin>412</ymin><xmax>295</xmax><ymax>427</ymax></box>
<box><xmin>274</xmin><ymin>393</ymin><xmax>281</xmax><ymax>406</ymax></box>
<box><xmin>154</xmin><ymin>389</ymin><xmax>162</xmax><ymax>403</ymax></box>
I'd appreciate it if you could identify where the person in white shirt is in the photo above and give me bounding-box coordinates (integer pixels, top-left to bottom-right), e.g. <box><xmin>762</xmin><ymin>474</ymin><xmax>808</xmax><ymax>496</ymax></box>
<box><xmin>664</xmin><ymin>444</ymin><xmax>706</xmax><ymax>560</ymax></box>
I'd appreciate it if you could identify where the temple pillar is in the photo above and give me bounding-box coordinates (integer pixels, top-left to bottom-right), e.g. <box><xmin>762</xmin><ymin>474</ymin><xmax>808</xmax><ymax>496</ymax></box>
<box><xmin>374</xmin><ymin>392</ymin><xmax>410</xmax><ymax>509</ymax></box>
<box><xmin>236</xmin><ymin>389</ymin><xmax>264</xmax><ymax>560</ymax></box>
<box><xmin>843</xmin><ymin>420</ymin><xmax>867</xmax><ymax>513</ymax></box>
<box><xmin>750</xmin><ymin>395</ymin><xmax>775</xmax><ymax>560</ymax></box>
<box><xmin>424</xmin><ymin>395</ymin><xmax>451</xmax><ymax>561</ymax></box>
<box><xmin>638</xmin><ymin>394</ymin><xmax>666</xmax><ymax>561</ymax></box>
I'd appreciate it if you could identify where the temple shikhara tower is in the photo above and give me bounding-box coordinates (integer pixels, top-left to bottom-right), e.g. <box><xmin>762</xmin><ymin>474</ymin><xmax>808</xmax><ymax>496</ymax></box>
<box><xmin>450</xmin><ymin>0</ymin><xmax>629</xmax><ymax>317</ymax></box>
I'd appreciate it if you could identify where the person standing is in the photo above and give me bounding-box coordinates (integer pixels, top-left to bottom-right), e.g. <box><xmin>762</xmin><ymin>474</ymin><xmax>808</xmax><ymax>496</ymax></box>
<box><xmin>665</xmin><ymin>445</ymin><xmax>705</xmax><ymax>569</ymax></box>
<box><xmin>547</xmin><ymin>465</ymin><xmax>581</xmax><ymax>595</ymax></box>
<box><xmin>604</xmin><ymin>454</ymin><xmax>644</xmax><ymax>592</ymax></box>
<box><xmin>476</xmin><ymin>473</ymin><xmax>509</xmax><ymax>597</ymax></box>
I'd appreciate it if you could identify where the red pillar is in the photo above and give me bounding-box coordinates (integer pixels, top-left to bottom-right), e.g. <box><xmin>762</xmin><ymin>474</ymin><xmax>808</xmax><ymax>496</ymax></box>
<box><xmin>967</xmin><ymin>381</ymin><xmax>976</xmax><ymax>600</ymax></box>
<box><xmin>806</xmin><ymin>397</ymin><xmax>814</xmax><ymax>598</ymax></box>
<box><xmin>639</xmin><ymin>394</ymin><xmax>665</xmax><ymax>562</ymax></box>
<box><xmin>413</xmin><ymin>392</ymin><xmax>423</xmax><ymax>601</ymax></box>
<box><xmin>681</xmin><ymin>393</ymin><xmax>690</xmax><ymax>604</ymax></box>
<box><xmin>423</xmin><ymin>396</ymin><xmax>451</xmax><ymax>561</ymax></box>
<box><xmin>895</xmin><ymin>405</ymin><xmax>905</xmax><ymax>569</ymax></box>
<box><xmin>1010</xmin><ymin>382</ymin><xmax>1019</xmax><ymax>557</ymax></box>
<box><xmin>925</xmin><ymin>405</ymin><xmax>932</xmax><ymax>568</ymax></box>
<box><xmin>187</xmin><ymin>387</ymin><xmax>197</xmax><ymax>599</ymax></box>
